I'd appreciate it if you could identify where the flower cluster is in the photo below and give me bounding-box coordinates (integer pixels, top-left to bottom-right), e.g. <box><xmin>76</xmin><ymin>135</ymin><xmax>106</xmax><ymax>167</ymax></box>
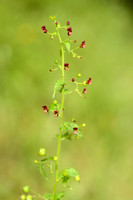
<box><xmin>42</xmin><ymin>105</ymin><xmax>59</xmax><ymax>117</ymax></box>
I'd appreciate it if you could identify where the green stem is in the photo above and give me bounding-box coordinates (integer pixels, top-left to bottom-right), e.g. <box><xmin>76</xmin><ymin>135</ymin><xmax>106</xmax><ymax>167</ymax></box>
<box><xmin>52</xmin><ymin>29</ymin><xmax>65</xmax><ymax>200</ymax></box>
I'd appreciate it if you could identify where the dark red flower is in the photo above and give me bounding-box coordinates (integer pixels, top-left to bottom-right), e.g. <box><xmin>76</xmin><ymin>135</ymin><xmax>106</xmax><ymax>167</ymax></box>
<box><xmin>74</xmin><ymin>40</ymin><xmax>76</xmax><ymax>43</ymax></box>
<box><xmin>49</xmin><ymin>69</ymin><xmax>52</xmax><ymax>72</ymax></box>
<box><xmin>67</xmin><ymin>27</ymin><xmax>72</xmax><ymax>36</ymax></box>
<box><xmin>83</xmin><ymin>88</ymin><xmax>87</xmax><ymax>94</ymax></box>
<box><xmin>54</xmin><ymin>110</ymin><xmax>58</xmax><ymax>117</ymax></box>
<box><xmin>41</xmin><ymin>26</ymin><xmax>47</xmax><ymax>33</ymax></box>
<box><xmin>42</xmin><ymin>106</ymin><xmax>49</xmax><ymax>114</ymax></box>
<box><xmin>64</xmin><ymin>63</ymin><xmax>69</xmax><ymax>71</ymax></box>
<box><xmin>72</xmin><ymin>78</ymin><xmax>75</xmax><ymax>82</ymax></box>
<box><xmin>80</xmin><ymin>41</ymin><xmax>86</xmax><ymax>48</ymax></box>
<box><xmin>67</xmin><ymin>21</ymin><xmax>70</xmax><ymax>25</ymax></box>
<box><xmin>86</xmin><ymin>78</ymin><xmax>92</xmax><ymax>85</ymax></box>
<box><xmin>73</xmin><ymin>127</ymin><xmax>78</xmax><ymax>135</ymax></box>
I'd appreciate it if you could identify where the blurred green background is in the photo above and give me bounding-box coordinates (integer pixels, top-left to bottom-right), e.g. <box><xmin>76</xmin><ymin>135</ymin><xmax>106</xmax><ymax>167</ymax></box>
<box><xmin>0</xmin><ymin>0</ymin><xmax>133</xmax><ymax>199</ymax></box>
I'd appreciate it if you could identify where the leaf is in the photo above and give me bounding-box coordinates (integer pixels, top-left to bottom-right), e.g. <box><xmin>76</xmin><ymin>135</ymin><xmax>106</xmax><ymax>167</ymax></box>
<box><xmin>44</xmin><ymin>193</ymin><xmax>52</xmax><ymax>200</ymax></box>
<box><xmin>49</xmin><ymin>103</ymin><xmax>60</xmax><ymax>112</ymax></box>
<box><xmin>66</xmin><ymin>168</ymin><xmax>79</xmax><ymax>177</ymax></box>
<box><xmin>61</xmin><ymin>132</ymin><xmax>72</xmax><ymax>140</ymax></box>
<box><xmin>55</xmin><ymin>192</ymin><xmax>65</xmax><ymax>200</ymax></box>
<box><xmin>39</xmin><ymin>162</ymin><xmax>47</xmax><ymax>179</ymax></box>
<box><xmin>63</xmin><ymin>41</ymin><xmax>71</xmax><ymax>53</ymax></box>
<box><xmin>52</xmin><ymin>80</ymin><xmax>64</xmax><ymax>99</ymax></box>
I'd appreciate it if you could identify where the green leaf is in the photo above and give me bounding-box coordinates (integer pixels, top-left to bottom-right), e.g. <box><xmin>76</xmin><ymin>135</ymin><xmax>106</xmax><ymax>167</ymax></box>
<box><xmin>53</xmin><ymin>80</ymin><xmax>64</xmax><ymax>99</ymax></box>
<box><xmin>49</xmin><ymin>103</ymin><xmax>60</xmax><ymax>112</ymax></box>
<box><xmin>66</xmin><ymin>168</ymin><xmax>79</xmax><ymax>177</ymax></box>
<box><xmin>61</xmin><ymin>132</ymin><xmax>72</xmax><ymax>140</ymax></box>
<box><xmin>64</xmin><ymin>41</ymin><xmax>71</xmax><ymax>53</ymax></box>
<box><xmin>39</xmin><ymin>162</ymin><xmax>47</xmax><ymax>179</ymax></box>
<box><xmin>55</xmin><ymin>192</ymin><xmax>65</xmax><ymax>200</ymax></box>
<box><xmin>44</xmin><ymin>193</ymin><xmax>52</xmax><ymax>200</ymax></box>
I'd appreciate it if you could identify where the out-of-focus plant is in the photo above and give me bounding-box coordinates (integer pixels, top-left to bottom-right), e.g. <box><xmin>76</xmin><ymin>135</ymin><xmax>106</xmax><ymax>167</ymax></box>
<box><xmin>21</xmin><ymin>16</ymin><xmax>92</xmax><ymax>200</ymax></box>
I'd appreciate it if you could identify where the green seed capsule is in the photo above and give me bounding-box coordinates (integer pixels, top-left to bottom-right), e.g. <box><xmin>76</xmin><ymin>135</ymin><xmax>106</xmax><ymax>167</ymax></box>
<box><xmin>23</xmin><ymin>186</ymin><xmax>29</xmax><ymax>193</ymax></box>
<box><xmin>38</xmin><ymin>148</ymin><xmax>46</xmax><ymax>156</ymax></box>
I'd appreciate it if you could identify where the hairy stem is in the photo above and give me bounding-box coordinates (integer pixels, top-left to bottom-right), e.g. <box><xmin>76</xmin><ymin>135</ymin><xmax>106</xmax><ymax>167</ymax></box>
<box><xmin>52</xmin><ymin>29</ymin><xmax>64</xmax><ymax>200</ymax></box>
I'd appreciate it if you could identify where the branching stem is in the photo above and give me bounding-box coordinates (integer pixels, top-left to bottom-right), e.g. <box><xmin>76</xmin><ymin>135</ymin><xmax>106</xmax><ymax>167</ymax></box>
<box><xmin>52</xmin><ymin>28</ymin><xmax>65</xmax><ymax>200</ymax></box>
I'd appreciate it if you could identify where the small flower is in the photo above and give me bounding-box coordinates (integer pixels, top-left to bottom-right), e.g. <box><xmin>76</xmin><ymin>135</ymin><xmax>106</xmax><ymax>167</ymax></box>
<box><xmin>73</xmin><ymin>127</ymin><xmax>78</xmax><ymax>134</ymax></box>
<box><xmin>54</xmin><ymin>110</ymin><xmax>58</xmax><ymax>117</ymax></box>
<box><xmin>55</xmin><ymin>22</ymin><xmax>58</xmax><ymax>25</ymax></box>
<box><xmin>49</xmin><ymin>69</ymin><xmax>52</xmax><ymax>72</ymax></box>
<box><xmin>67</xmin><ymin>21</ymin><xmax>70</xmax><ymax>25</ymax></box>
<box><xmin>41</xmin><ymin>25</ymin><xmax>47</xmax><ymax>33</ymax></box>
<box><xmin>42</xmin><ymin>106</ymin><xmax>49</xmax><ymax>114</ymax></box>
<box><xmin>64</xmin><ymin>63</ymin><xmax>69</xmax><ymax>71</ymax></box>
<box><xmin>72</xmin><ymin>78</ymin><xmax>75</xmax><ymax>82</ymax></box>
<box><xmin>80</xmin><ymin>40</ymin><xmax>86</xmax><ymax>48</ymax></box>
<box><xmin>86</xmin><ymin>78</ymin><xmax>92</xmax><ymax>85</ymax></box>
<box><xmin>83</xmin><ymin>88</ymin><xmax>87</xmax><ymax>94</ymax></box>
<box><xmin>74</xmin><ymin>40</ymin><xmax>76</xmax><ymax>43</ymax></box>
<box><xmin>67</xmin><ymin>27</ymin><xmax>72</xmax><ymax>36</ymax></box>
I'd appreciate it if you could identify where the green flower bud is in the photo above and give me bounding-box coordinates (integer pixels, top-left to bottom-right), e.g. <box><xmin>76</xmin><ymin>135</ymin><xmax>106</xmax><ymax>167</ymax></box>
<box><xmin>34</xmin><ymin>160</ymin><xmax>38</xmax><ymax>163</ymax></box>
<box><xmin>38</xmin><ymin>148</ymin><xmax>46</xmax><ymax>156</ymax></box>
<box><xmin>82</xmin><ymin>123</ymin><xmax>86</xmax><ymax>127</ymax></box>
<box><xmin>53</xmin><ymin>100</ymin><xmax>57</xmax><ymax>104</ymax></box>
<box><xmin>77</xmin><ymin>73</ymin><xmax>81</xmax><ymax>77</ymax></box>
<box><xmin>53</xmin><ymin>156</ymin><xmax>58</xmax><ymax>161</ymax></box>
<box><xmin>26</xmin><ymin>195</ymin><xmax>32</xmax><ymax>200</ymax></box>
<box><xmin>23</xmin><ymin>186</ymin><xmax>29</xmax><ymax>193</ymax></box>
<box><xmin>62</xmin><ymin>169</ymin><xmax>69</xmax><ymax>177</ymax></box>
<box><xmin>21</xmin><ymin>194</ymin><xmax>26</xmax><ymax>200</ymax></box>
<box><xmin>75</xmin><ymin>175</ymin><xmax>80</xmax><ymax>182</ymax></box>
<box><xmin>55</xmin><ymin>60</ymin><xmax>58</xmax><ymax>64</ymax></box>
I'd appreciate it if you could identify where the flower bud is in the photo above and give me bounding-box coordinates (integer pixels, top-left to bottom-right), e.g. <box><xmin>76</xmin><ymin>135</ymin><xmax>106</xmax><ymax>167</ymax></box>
<box><xmin>54</xmin><ymin>156</ymin><xmax>58</xmax><ymax>161</ymax></box>
<box><xmin>34</xmin><ymin>160</ymin><xmax>38</xmax><ymax>164</ymax></box>
<box><xmin>77</xmin><ymin>73</ymin><xmax>81</xmax><ymax>77</ymax></box>
<box><xmin>26</xmin><ymin>195</ymin><xmax>32</xmax><ymax>200</ymax></box>
<box><xmin>75</xmin><ymin>175</ymin><xmax>80</xmax><ymax>182</ymax></box>
<box><xmin>55</xmin><ymin>60</ymin><xmax>58</xmax><ymax>64</ymax></box>
<box><xmin>23</xmin><ymin>186</ymin><xmax>30</xmax><ymax>193</ymax></box>
<box><xmin>53</xmin><ymin>100</ymin><xmax>57</xmax><ymax>104</ymax></box>
<box><xmin>82</xmin><ymin>123</ymin><xmax>86</xmax><ymax>127</ymax></box>
<box><xmin>21</xmin><ymin>195</ymin><xmax>26</xmax><ymax>200</ymax></box>
<box><xmin>62</xmin><ymin>169</ymin><xmax>69</xmax><ymax>177</ymax></box>
<box><xmin>38</xmin><ymin>148</ymin><xmax>46</xmax><ymax>156</ymax></box>
<box><xmin>72</xmin><ymin>78</ymin><xmax>75</xmax><ymax>82</ymax></box>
